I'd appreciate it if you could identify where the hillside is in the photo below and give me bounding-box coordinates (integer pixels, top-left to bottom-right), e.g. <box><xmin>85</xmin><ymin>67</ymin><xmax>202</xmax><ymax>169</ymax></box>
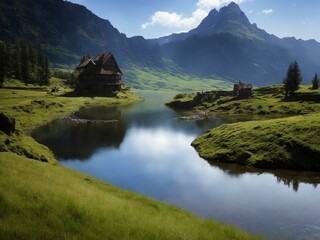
<box><xmin>1</xmin><ymin>0</ymin><xmax>320</xmax><ymax>88</ymax></box>
<box><xmin>165</xmin><ymin>84</ymin><xmax>320</xmax><ymax>171</ymax></box>
<box><xmin>166</xmin><ymin>85</ymin><xmax>320</xmax><ymax>115</ymax></box>
<box><xmin>192</xmin><ymin>113</ymin><xmax>320</xmax><ymax>171</ymax></box>
<box><xmin>0</xmin><ymin>0</ymin><xmax>162</xmax><ymax>68</ymax></box>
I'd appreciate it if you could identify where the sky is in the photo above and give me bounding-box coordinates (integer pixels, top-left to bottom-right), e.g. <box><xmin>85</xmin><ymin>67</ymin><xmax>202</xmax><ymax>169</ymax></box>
<box><xmin>67</xmin><ymin>0</ymin><xmax>320</xmax><ymax>42</ymax></box>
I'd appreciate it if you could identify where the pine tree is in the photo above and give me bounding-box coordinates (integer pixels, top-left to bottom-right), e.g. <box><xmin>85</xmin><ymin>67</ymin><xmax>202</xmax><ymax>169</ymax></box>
<box><xmin>0</xmin><ymin>41</ymin><xmax>5</xmax><ymax>87</ymax></box>
<box><xmin>5</xmin><ymin>41</ymin><xmax>13</xmax><ymax>78</ymax></box>
<box><xmin>14</xmin><ymin>39</ymin><xmax>22</xmax><ymax>80</ymax></box>
<box><xmin>28</xmin><ymin>42</ymin><xmax>38</xmax><ymax>83</ymax></box>
<box><xmin>311</xmin><ymin>73</ymin><xmax>319</xmax><ymax>90</ymax></box>
<box><xmin>283</xmin><ymin>61</ymin><xmax>302</xmax><ymax>97</ymax></box>
<box><xmin>21</xmin><ymin>40</ymin><xmax>31</xmax><ymax>84</ymax></box>
<box><xmin>42</xmin><ymin>56</ymin><xmax>50</xmax><ymax>86</ymax></box>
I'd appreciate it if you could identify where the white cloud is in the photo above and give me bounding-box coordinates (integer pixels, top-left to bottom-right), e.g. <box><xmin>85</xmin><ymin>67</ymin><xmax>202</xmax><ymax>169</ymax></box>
<box><xmin>142</xmin><ymin>0</ymin><xmax>246</xmax><ymax>31</ymax></box>
<box><xmin>197</xmin><ymin>0</ymin><xmax>246</xmax><ymax>10</ymax></box>
<box><xmin>142</xmin><ymin>8</ymin><xmax>207</xmax><ymax>30</ymax></box>
<box><xmin>262</xmin><ymin>9</ymin><xmax>273</xmax><ymax>14</ymax></box>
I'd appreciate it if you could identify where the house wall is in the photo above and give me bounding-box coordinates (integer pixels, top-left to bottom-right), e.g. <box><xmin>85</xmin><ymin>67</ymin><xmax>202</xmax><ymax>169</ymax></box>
<box><xmin>77</xmin><ymin>75</ymin><xmax>122</xmax><ymax>95</ymax></box>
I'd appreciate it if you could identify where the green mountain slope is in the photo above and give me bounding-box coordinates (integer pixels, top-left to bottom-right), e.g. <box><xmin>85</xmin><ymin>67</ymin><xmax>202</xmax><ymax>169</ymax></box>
<box><xmin>1</xmin><ymin>0</ymin><xmax>320</xmax><ymax>89</ymax></box>
<box><xmin>0</xmin><ymin>0</ymin><xmax>162</xmax><ymax>68</ymax></box>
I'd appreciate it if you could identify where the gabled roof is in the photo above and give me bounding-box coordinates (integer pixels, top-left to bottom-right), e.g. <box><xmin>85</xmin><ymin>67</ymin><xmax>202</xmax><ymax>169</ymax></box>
<box><xmin>77</xmin><ymin>58</ymin><xmax>95</xmax><ymax>69</ymax></box>
<box><xmin>77</xmin><ymin>52</ymin><xmax>123</xmax><ymax>76</ymax></box>
<box><xmin>94</xmin><ymin>52</ymin><xmax>112</xmax><ymax>65</ymax></box>
<box><xmin>234</xmin><ymin>82</ymin><xmax>252</xmax><ymax>89</ymax></box>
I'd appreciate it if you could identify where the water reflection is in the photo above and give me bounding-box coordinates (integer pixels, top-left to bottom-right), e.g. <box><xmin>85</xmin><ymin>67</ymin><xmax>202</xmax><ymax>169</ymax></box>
<box><xmin>204</xmin><ymin>161</ymin><xmax>319</xmax><ymax>191</ymax></box>
<box><xmin>59</xmin><ymin>126</ymin><xmax>320</xmax><ymax>240</ymax></box>
<box><xmin>32</xmin><ymin>91</ymin><xmax>320</xmax><ymax>240</ymax></box>
<box><xmin>74</xmin><ymin>105</ymin><xmax>121</xmax><ymax>120</ymax></box>
<box><xmin>32</xmin><ymin>118</ymin><xmax>127</xmax><ymax>160</ymax></box>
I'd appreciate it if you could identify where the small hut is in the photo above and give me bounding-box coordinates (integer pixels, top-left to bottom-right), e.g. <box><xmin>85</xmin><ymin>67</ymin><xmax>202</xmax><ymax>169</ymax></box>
<box><xmin>233</xmin><ymin>81</ymin><xmax>252</xmax><ymax>98</ymax></box>
<box><xmin>76</xmin><ymin>52</ymin><xmax>124</xmax><ymax>95</ymax></box>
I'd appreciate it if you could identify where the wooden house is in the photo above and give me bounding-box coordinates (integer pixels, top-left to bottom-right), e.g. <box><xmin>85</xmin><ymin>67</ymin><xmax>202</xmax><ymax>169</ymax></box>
<box><xmin>233</xmin><ymin>81</ymin><xmax>252</xmax><ymax>98</ymax></box>
<box><xmin>76</xmin><ymin>52</ymin><xmax>124</xmax><ymax>95</ymax></box>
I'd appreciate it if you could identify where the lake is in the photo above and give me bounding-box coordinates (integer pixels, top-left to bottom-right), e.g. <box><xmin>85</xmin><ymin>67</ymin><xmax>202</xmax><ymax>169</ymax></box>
<box><xmin>32</xmin><ymin>91</ymin><xmax>320</xmax><ymax>240</ymax></box>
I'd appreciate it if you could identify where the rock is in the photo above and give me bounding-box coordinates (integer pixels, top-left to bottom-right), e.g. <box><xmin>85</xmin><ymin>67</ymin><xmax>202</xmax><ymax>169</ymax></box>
<box><xmin>0</xmin><ymin>112</ymin><xmax>16</xmax><ymax>135</ymax></box>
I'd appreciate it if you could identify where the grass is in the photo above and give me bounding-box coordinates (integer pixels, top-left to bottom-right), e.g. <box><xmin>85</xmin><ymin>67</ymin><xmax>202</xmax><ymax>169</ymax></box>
<box><xmin>124</xmin><ymin>65</ymin><xmax>233</xmax><ymax>91</ymax></box>
<box><xmin>167</xmin><ymin>84</ymin><xmax>320</xmax><ymax>115</ymax></box>
<box><xmin>0</xmin><ymin>78</ymin><xmax>259</xmax><ymax>239</ymax></box>
<box><xmin>0</xmin><ymin>152</ymin><xmax>260</xmax><ymax>240</ymax></box>
<box><xmin>0</xmin><ymin>78</ymin><xmax>142</xmax><ymax>163</ymax></box>
<box><xmin>1</xmin><ymin>82</ymin><xmax>142</xmax><ymax>132</ymax></box>
<box><xmin>166</xmin><ymin>84</ymin><xmax>320</xmax><ymax>171</ymax></box>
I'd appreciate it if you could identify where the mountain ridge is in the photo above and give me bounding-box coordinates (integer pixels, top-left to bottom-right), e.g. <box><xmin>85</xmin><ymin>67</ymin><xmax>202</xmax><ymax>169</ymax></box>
<box><xmin>1</xmin><ymin>0</ymin><xmax>320</xmax><ymax>87</ymax></box>
<box><xmin>155</xmin><ymin>2</ymin><xmax>320</xmax><ymax>85</ymax></box>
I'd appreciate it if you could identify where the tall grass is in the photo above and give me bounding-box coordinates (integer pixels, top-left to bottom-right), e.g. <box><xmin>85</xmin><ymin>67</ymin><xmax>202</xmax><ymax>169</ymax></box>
<box><xmin>0</xmin><ymin>153</ymin><xmax>260</xmax><ymax>240</ymax></box>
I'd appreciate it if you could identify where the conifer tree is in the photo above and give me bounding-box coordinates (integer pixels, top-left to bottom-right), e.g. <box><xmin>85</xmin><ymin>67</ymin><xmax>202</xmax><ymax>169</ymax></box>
<box><xmin>283</xmin><ymin>61</ymin><xmax>302</xmax><ymax>97</ymax></box>
<box><xmin>14</xmin><ymin>39</ymin><xmax>22</xmax><ymax>80</ymax></box>
<box><xmin>41</xmin><ymin>56</ymin><xmax>50</xmax><ymax>86</ymax></box>
<box><xmin>21</xmin><ymin>40</ymin><xmax>31</xmax><ymax>84</ymax></box>
<box><xmin>311</xmin><ymin>73</ymin><xmax>319</xmax><ymax>90</ymax></box>
<box><xmin>0</xmin><ymin>41</ymin><xmax>5</xmax><ymax>87</ymax></box>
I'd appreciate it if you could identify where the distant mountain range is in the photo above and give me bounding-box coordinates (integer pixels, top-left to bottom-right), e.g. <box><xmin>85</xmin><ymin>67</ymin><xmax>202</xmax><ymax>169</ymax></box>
<box><xmin>1</xmin><ymin>0</ymin><xmax>320</xmax><ymax>87</ymax></box>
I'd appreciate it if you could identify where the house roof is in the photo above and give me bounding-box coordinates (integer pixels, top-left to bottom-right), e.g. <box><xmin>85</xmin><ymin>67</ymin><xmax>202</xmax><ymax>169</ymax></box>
<box><xmin>94</xmin><ymin>52</ymin><xmax>113</xmax><ymax>65</ymax></box>
<box><xmin>77</xmin><ymin>52</ymin><xmax>123</xmax><ymax>76</ymax></box>
<box><xmin>77</xmin><ymin>58</ymin><xmax>95</xmax><ymax>69</ymax></box>
<box><xmin>234</xmin><ymin>82</ymin><xmax>252</xmax><ymax>89</ymax></box>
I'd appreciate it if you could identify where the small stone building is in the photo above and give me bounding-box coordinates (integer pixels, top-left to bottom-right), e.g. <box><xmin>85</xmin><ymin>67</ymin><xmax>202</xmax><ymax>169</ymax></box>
<box><xmin>233</xmin><ymin>81</ymin><xmax>252</xmax><ymax>98</ymax></box>
<box><xmin>76</xmin><ymin>52</ymin><xmax>124</xmax><ymax>95</ymax></box>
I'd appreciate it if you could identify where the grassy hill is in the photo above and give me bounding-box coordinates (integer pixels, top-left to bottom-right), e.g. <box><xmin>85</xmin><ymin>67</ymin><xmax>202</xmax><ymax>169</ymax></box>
<box><xmin>192</xmin><ymin>113</ymin><xmax>320</xmax><ymax>171</ymax></box>
<box><xmin>166</xmin><ymin>85</ymin><xmax>320</xmax><ymax>115</ymax></box>
<box><xmin>168</xmin><ymin>85</ymin><xmax>320</xmax><ymax>171</ymax></box>
<box><xmin>124</xmin><ymin>66</ymin><xmax>233</xmax><ymax>91</ymax></box>
<box><xmin>0</xmin><ymin>79</ymin><xmax>259</xmax><ymax>239</ymax></box>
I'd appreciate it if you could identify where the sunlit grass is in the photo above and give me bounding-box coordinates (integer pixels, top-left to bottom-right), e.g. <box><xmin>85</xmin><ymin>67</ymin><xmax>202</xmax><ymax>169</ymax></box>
<box><xmin>192</xmin><ymin>113</ymin><xmax>320</xmax><ymax>171</ymax></box>
<box><xmin>124</xmin><ymin>65</ymin><xmax>233</xmax><ymax>91</ymax></box>
<box><xmin>0</xmin><ymin>152</ymin><xmax>260</xmax><ymax>240</ymax></box>
<box><xmin>165</xmin><ymin>84</ymin><xmax>320</xmax><ymax>170</ymax></box>
<box><xmin>167</xmin><ymin>84</ymin><xmax>320</xmax><ymax>115</ymax></box>
<box><xmin>0</xmin><ymin>78</ymin><xmax>259</xmax><ymax>239</ymax></box>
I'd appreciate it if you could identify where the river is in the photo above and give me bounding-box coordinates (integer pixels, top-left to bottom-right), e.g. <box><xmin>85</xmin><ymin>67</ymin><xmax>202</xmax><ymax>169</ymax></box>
<box><xmin>32</xmin><ymin>91</ymin><xmax>320</xmax><ymax>240</ymax></box>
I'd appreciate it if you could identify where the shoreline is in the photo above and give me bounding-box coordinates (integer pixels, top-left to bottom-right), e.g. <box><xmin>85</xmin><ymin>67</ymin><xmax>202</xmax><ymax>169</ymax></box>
<box><xmin>0</xmin><ymin>85</ymin><xmax>259</xmax><ymax>239</ymax></box>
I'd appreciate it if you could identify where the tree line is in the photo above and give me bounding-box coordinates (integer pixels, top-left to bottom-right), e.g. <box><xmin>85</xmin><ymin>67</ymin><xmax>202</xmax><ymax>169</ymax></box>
<box><xmin>283</xmin><ymin>61</ymin><xmax>319</xmax><ymax>97</ymax></box>
<box><xmin>0</xmin><ymin>39</ymin><xmax>50</xmax><ymax>87</ymax></box>
<box><xmin>51</xmin><ymin>69</ymin><xmax>78</xmax><ymax>88</ymax></box>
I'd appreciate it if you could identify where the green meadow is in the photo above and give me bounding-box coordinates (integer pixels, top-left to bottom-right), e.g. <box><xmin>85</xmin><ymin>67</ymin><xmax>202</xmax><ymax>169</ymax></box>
<box><xmin>167</xmin><ymin>84</ymin><xmax>320</xmax><ymax>115</ymax></box>
<box><xmin>124</xmin><ymin>65</ymin><xmax>233</xmax><ymax>91</ymax></box>
<box><xmin>192</xmin><ymin>113</ymin><xmax>320</xmax><ymax>171</ymax></box>
<box><xmin>0</xmin><ymin>79</ymin><xmax>259</xmax><ymax>239</ymax></box>
<box><xmin>167</xmin><ymin>84</ymin><xmax>320</xmax><ymax>171</ymax></box>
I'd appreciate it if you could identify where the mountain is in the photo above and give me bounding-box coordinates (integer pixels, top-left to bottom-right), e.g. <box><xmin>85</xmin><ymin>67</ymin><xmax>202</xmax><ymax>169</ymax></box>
<box><xmin>0</xmin><ymin>0</ymin><xmax>162</xmax><ymax>68</ymax></box>
<box><xmin>1</xmin><ymin>0</ymin><xmax>320</xmax><ymax>87</ymax></box>
<box><xmin>157</xmin><ymin>2</ymin><xmax>320</xmax><ymax>85</ymax></box>
<box><xmin>153</xmin><ymin>3</ymin><xmax>266</xmax><ymax>45</ymax></box>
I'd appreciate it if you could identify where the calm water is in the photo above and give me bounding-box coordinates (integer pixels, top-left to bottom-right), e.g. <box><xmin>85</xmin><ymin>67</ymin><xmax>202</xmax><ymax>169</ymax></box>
<box><xmin>32</xmin><ymin>91</ymin><xmax>320</xmax><ymax>240</ymax></box>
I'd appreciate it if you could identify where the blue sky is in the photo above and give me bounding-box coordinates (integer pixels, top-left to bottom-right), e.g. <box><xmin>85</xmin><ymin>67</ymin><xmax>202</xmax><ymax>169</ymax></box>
<box><xmin>68</xmin><ymin>0</ymin><xmax>320</xmax><ymax>41</ymax></box>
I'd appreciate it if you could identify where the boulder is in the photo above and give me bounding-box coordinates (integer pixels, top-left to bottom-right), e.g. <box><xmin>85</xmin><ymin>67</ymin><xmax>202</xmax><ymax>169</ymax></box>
<box><xmin>0</xmin><ymin>112</ymin><xmax>15</xmax><ymax>135</ymax></box>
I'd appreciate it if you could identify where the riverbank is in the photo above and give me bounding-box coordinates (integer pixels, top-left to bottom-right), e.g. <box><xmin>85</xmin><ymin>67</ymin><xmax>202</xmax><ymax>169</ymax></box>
<box><xmin>0</xmin><ymin>81</ymin><xmax>259</xmax><ymax>239</ymax></box>
<box><xmin>166</xmin><ymin>85</ymin><xmax>320</xmax><ymax>115</ymax></box>
<box><xmin>0</xmin><ymin>81</ymin><xmax>142</xmax><ymax>164</ymax></box>
<box><xmin>192</xmin><ymin>113</ymin><xmax>320</xmax><ymax>171</ymax></box>
<box><xmin>168</xmin><ymin>85</ymin><xmax>320</xmax><ymax>171</ymax></box>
